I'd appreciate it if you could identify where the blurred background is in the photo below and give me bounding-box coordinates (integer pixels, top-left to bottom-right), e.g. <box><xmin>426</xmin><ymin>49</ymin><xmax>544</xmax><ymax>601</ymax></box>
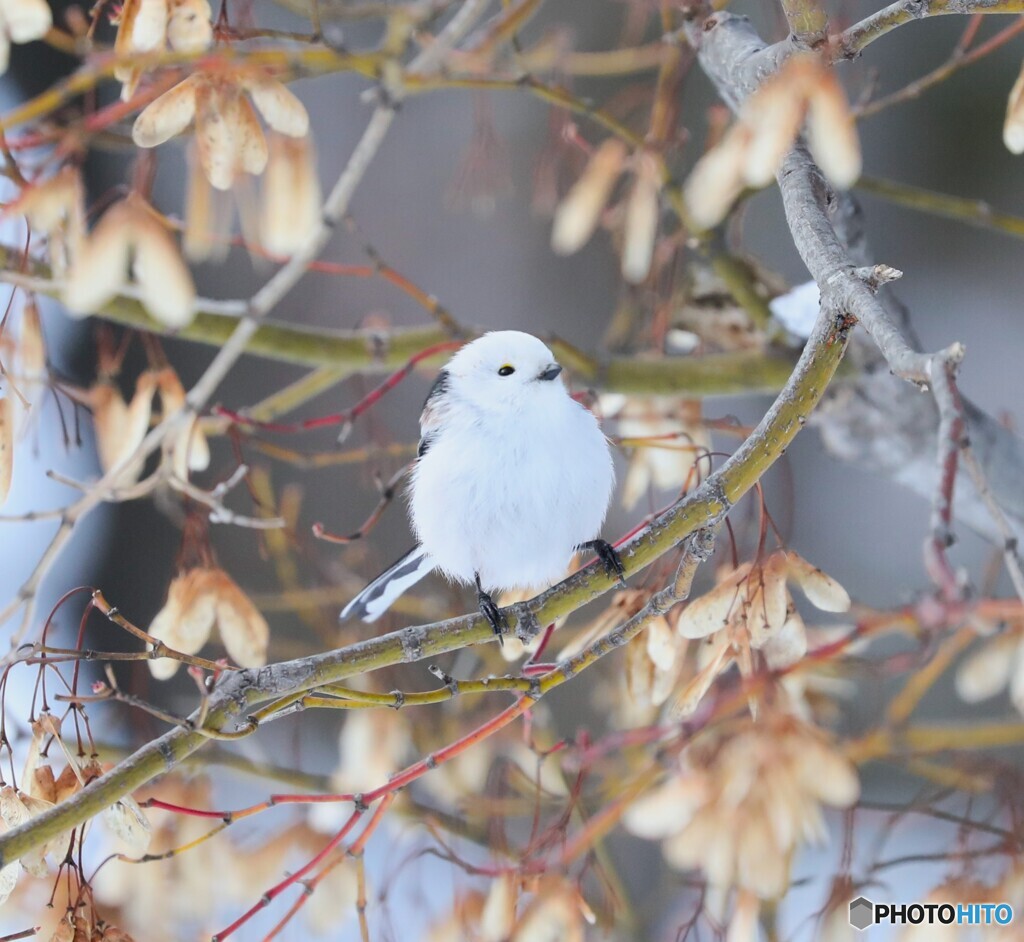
<box><xmin>3</xmin><ymin>0</ymin><xmax>1024</xmax><ymax>938</ymax></box>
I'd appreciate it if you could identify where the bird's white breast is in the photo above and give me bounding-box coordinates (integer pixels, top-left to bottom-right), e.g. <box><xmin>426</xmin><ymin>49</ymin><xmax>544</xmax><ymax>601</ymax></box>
<box><xmin>410</xmin><ymin>394</ymin><xmax>614</xmax><ymax>593</ymax></box>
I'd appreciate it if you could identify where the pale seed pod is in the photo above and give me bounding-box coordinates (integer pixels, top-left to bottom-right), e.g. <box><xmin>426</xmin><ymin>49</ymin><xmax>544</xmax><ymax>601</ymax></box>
<box><xmin>798</xmin><ymin>742</ymin><xmax>860</xmax><ymax>808</ymax></box>
<box><xmin>762</xmin><ymin>611</ymin><xmax>808</xmax><ymax>669</ymax></box>
<box><xmin>20</xmin><ymin>718</ymin><xmax>45</xmax><ymax>789</ymax></box>
<box><xmin>125</xmin><ymin>0</ymin><xmax>168</xmax><ymax>53</ymax></box>
<box><xmin>744</xmin><ymin>553</ymin><xmax>790</xmax><ymax>647</ymax></box>
<box><xmin>623</xmin><ymin>776</ymin><xmax>708</xmax><ymax>839</ymax></box>
<box><xmin>104</xmin><ymin>796</ymin><xmax>152</xmax><ymax>856</ymax></box>
<box><xmin>132</xmin><ymin>75</ymin><xmax>200</xmax><ymax>148</ymax></box>
<box><xmin>955</xmin><ymin>634</ymin><xmax>1017</xmax><ymax>703</ymax></box>
<box><xmin>480</xmin><ymin>873</ymin><xmax>517</xmax><ymax>942</ymax></box>
<box><xmin>63</xmin><ymin>202</ymin><xmax>134</xmax><ymax>317</ymax></box>
<box><xmin>726</xmin><ymin>890</ymin><xmax>761</xmax><ymax>942</ymax></box>
<box><xmin>89</xmin><ymin>384</ymin><xmax>129</xmax><ymax>475</ymax></box>
<box><xmin>65</xmin><ymin>196</ymin><xmax>195</xmax><ymax>326</ymax></box>
<box><xmin>676</xmin><ymin>566</ymin><xmax>748</xmax><ymax>639</ymax></box>
<box><xmin>0</xmin><ymin>0</ymin><xmax>52</xmax><ymax>45</ymax></box>
<box><xmin>6</xmin><ymin>168</ymin><xmax>86</xmax><ymax>274</ymax></box>
<box><xmin>90</xmin><ymin>371</ymin><xmax>157</xmax><ymax>479</ymax></box>
<box><xmin>621</xmin><ymin>151</ymin><xmax>661</xmax><ymax>284</ymax></box>
<box><xmin>684</xmin><ymin>125</ymin><xmax>749</xmax><ymax>230</ymax></box>
<box><xmin>0</xmin><ymin>785</ymin><xmax>52</xmax><ymax>877</ymax></box>
<box><xmin>234</xmin><ymin>94</ymin><xmax>271</xmax><ymax>177</ymax></box>
<box><xmin>176</xmin><ymin>415</ymin><xmax>210</xmax><ymax>478</ymax></box>
<box><xmin>20</xmin><ymin>792</ymin><xmax>62</xmax><ymax>876</ymax></box>
<box><xmin>1009</xmin><ymin>647</ymin><xmax>1024</xmax><ymax>717</ymax></box>
<box><xmin>195</xmin><ymin>83</ymin><xmax>244</xmax><ymax>190</ymax></box>
<box><xmin>784</xmin><ymin>551</ymin><xmax>851</xmax><ymax>612</ymax></box>
<box><xmin>53</xmin><ymin>763</ymin><xmax>82</xmax><ymax>804</ymax></box>
<box><xmin>183</xmin><ymin>144</ymin><xmax>232</xmax><ymax>261</ymax></box>
<box><xmin>130</xmin><ymin>205</ymin><xmax>196</xmax><ymax>328</ymax></box>
<box><xmin>166</xmin><ymin>0</ymin><xmax>212</xmax><ymax>52</ymax></box>
<box><xmin>1005</xmin><ymin>61</ymin><xmax>1024</xmax><ymax>154</ymax></box>
<box><xmin>646</xmin><ymin>614</ymin><xmax>679</xmax><ymax>671</ymax></box>
<box><xmin>667</xmin><ymin>636</ymin><xmax>732</xmax><ymax>717</ymax></box>
<box><xmin>7</xmin><ymin>166</ymin><xmax>82</xmax><ymax>233</ymax></box>
<box><xmin>0</xmin><ymin>828</ymin><xmax>17</xmax><ymax>905</ymax></box>
<box><xmin>741</xmin><ymin>63</ymin><xmax>808</xmax><ymax>187</ymax></box>
<box><xmin>211</xmin><ymin>570</ymin><xmax>269</xmax><ymax>668</ymax></box>
<box><xmin>512</xmin><ymin>879</ymin><xmax>585</xmax><ymax>942</ymax></box>
<box><xmin>550</xmin><ymin>138</ymin><xmax>627</xmax><ymax>255</ymax></box>
<box><xmin>737</xmin><ymin>811</ymin><xmax>786</xmax><ymax>898</ymax></box>
<box><xmin>113</xmin><ymin>0</ymin><xmax>140</xmax><ymax>78</ymax></box>
<box><xmin>49</xmin><ymin>915</ymin><xmax>75</xmax><ymax>942</ymax></box>
<box><xmin>806</xmin><ymin>69</ymin><xmax>862</xmax><ymax>188</ymax></box>
<box><xmin>613</xmin><ymin>396</ymin><xmax>710</xmax><ymax>510</ymax></box>
<box><xmin>147</xmin><ymin>569</ymin><xmax>218</xmax><ymax>678</ymax></box>
<box><xmin>244</xmin><ymin>77</ymin><xmax>310</xmax><ymax>137</ymax></box>
<box><xmin>151</xmin><ymin>362</ymin><xmax>184</xmax><ymax>409</ymax></box>
<box><xmin>30</xmin><ymin>764</ymin><xmax>57</xmax><ymax>804</ymax></box>
<box><xmin>260</xmin><ymin>132</ymin><xmax>321</xmax><ymax>256</ymax></box>
<box><xmin>19</xmin><ymin>296</ymin><xmax>46</xmax><ymax>380</ymax></box>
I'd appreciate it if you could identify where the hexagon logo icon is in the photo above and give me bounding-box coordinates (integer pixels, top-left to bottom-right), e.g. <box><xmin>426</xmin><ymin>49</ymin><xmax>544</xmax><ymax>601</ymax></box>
<box><xmin>849</xmin><ymin>897</ymin><xmax>875</xmax><ymax>931</ymax></box>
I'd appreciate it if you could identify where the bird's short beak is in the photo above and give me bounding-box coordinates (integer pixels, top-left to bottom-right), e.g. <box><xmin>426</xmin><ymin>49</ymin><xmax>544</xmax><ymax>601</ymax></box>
<box><xmin>538</xmin><ymin>363</ymin><xmax>563</xmax><ymax>382</ymax></box>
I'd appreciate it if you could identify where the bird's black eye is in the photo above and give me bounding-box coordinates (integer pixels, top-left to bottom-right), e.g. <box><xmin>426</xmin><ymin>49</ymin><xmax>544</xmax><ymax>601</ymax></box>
<box><xmin>498</xmin><ymin>365</ymin><xmax>515</xmax><ymax>377</ymax></box>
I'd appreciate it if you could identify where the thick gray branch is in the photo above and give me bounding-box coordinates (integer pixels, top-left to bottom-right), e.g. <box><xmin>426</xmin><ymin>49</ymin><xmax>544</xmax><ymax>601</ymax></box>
<box><xmin>691</xmin><ymin>11</ymin><xmax>1024</xmax><ymax>544</ymax></box>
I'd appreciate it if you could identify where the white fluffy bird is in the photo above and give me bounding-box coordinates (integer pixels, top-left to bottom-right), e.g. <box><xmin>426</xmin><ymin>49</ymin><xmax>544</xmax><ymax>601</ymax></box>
<box><xmin>341</xmin><ymin>331</ymin><xmax>621</xmax><ymax>634</ymax></box>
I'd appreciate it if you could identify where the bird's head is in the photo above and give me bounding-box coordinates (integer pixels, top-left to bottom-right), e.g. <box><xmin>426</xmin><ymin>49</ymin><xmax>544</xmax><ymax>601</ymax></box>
<box><xmin>444</xmin><ymin>331</ymin><xmax>567</xmax><ymax>414</ymax></box>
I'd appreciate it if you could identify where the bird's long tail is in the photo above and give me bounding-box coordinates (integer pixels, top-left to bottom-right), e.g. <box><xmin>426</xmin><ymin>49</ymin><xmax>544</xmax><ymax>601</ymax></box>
<box><xmin>340</xmin><ymin>547</ymin><xmax>435</xmax><ymax>622</ymax></box>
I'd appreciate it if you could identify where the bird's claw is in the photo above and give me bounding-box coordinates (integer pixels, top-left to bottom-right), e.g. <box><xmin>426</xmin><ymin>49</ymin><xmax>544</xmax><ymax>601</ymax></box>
<box><xmin>588</xmin><ymin>539</ymin><xmax>627</xmax><ymax>588</ymax></box>
<box><xmin>477</xmin><ymin>587</ymin><xmax>507</xmax><ymax>644</ymax></box>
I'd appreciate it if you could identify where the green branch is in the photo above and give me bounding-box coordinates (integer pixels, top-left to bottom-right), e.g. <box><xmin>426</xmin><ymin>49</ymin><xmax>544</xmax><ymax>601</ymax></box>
<box><xmin>857</xmin><ymin>175</ymin><xmax>1024</xmax><ymax>241</ymax></box>
<box><xmin>0</xmin><ymin>303</ymin><xmax>852</xmax><ymax>869</ymax></box>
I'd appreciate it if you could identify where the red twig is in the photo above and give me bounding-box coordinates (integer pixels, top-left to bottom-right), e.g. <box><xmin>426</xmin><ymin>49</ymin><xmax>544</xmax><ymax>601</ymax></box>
<box><xmin>212</xmin><ymin>810</ymin><xmax>364</xmax><ymax>941</ymax></box>
<box><xmin>312</xmin><ymin>464</ymin><xmax>411</xmax><ymax>544</ymax></box>
<box><xmin>215</xmin><ymin>340</ymin><xmax>463</xmax><ymax>435</ymax></box>
<box><xmin>143</xmin><ymin>797</ymin><xmax>233</xmax><ymax>820</ymax></box>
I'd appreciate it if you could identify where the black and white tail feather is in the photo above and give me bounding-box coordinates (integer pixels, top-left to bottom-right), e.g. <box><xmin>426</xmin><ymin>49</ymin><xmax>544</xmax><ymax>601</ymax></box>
<box><xmin>340</xmin><ymin>547</ymin><xmax>435</xmax><ymax>622</ymax></box>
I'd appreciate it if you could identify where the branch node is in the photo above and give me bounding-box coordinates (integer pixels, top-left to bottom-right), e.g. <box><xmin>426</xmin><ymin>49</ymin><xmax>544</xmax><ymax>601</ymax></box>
<box><xmin>511</xmin><ymin>603</ymin><xmax>542</xmax><ymax>644</ymax></box>
<box><xmin>856</xmin><ymin>264</ymin><xmax>903</xmax><ymax>290</ymax></box>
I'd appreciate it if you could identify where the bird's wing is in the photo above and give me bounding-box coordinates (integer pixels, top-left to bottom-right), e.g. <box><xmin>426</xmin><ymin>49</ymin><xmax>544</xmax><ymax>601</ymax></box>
<box><xmin>340</xmin><ymin>547</ymin><xmax>435</xmax><ymax>622</ymax></box>
<box><xmin>417</xmin><ymin>369</ymin><xmax>450</xmax><ymax>458</ymax></box>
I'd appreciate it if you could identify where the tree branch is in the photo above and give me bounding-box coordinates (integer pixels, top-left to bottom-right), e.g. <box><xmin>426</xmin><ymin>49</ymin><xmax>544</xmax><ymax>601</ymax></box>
<box><xmin>0</xmin><ymin>290</ymin><xmax>854</xmax><ymax>867</ymax></box>
<box><xmin>690</xmin><ymin>10</ymin><xmax>1024</xmax><ymax>558</ymax></box>
<box><xmin>835</xmin><ymin>0</ymin><xmax>1024</xmax><ymax>60</ymax></box>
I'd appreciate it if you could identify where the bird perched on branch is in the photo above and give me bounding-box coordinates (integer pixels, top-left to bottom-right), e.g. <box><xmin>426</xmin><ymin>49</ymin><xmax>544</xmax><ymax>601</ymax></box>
<box><xmin>341</xmin><ymin>330</ymin><xmax>621</xmax><ymax>635</ymax></box>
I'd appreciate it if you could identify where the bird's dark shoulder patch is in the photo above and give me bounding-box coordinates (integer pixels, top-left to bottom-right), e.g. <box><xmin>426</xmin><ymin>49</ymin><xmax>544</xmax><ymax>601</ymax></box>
<box><xmin>422</xmin><ymin>369</ymin><xmax>450</xmax><ymax>410</ymax></box>
<box><xmin>418</xmin><ymin>369</ymin><xmax>450</xmax><ymax>458</ymax></box>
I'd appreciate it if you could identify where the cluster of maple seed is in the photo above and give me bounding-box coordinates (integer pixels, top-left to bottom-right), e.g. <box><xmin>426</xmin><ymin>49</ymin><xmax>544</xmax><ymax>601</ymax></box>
<box><xmin>1</xmin><ymin>0</ymin><xmax>319</xmax><ymax>343</ymax></box>
<box><xmin>547</xmin><ymin>51</ymin><xmax>862</xmax><ymax>285</ymax></box>
<box><xmin>0</xmin><ymin>716</ymin><xmax>152</xmax><ymax>935</ymax></box>
<box><xmin>684</xmin><ymin>52</ymin><xmax>862</xmax><ymax>229</ymax></box>
<box><xmin>147</xmin><ymin>564</ymin><xmax>269</xmax><ymax>677</ymax></box>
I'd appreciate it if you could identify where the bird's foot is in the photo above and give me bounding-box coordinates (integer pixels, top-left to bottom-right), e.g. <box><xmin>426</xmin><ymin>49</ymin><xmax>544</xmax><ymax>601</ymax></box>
<box><xmin>476</xmin><ymin>576</ymin><xmax>507</xmax><ymax>644</ymax></box>
<box><xmin>581</xmin><ymin>539</ymin><xmax>627</xmax><ymax>588</ymax></box>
